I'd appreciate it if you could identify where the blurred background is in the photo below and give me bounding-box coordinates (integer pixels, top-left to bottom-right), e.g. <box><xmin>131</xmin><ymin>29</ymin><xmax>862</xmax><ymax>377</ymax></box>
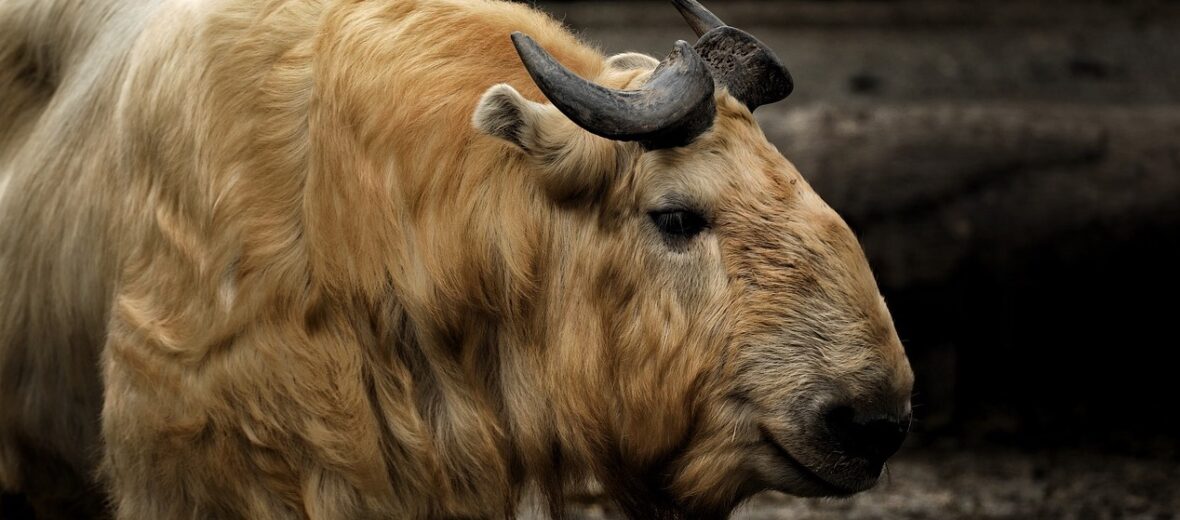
<box><xmin>530</xmin><ymin>1</ymin><xmax>1180</xmax><ymax>518</ymax></box>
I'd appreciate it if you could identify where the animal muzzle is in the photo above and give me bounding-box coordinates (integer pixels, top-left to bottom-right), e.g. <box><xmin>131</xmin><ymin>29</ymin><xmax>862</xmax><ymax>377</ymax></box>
<box><xmin>821</xmin><ymin>402</ymin><xmax>911</xmax><ymax>469</ymax></box>
<box><xmin>757</xmin><ymin>389</ymin><xmax>912</xmax><ymax>496</ymax></box>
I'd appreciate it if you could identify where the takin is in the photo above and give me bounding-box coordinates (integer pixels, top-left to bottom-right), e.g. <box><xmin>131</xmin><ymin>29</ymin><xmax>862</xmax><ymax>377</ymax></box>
<box><xmin>0</xmin><ymin>0</ymin><xmax>914</xmax><ymax>518</ymax></box>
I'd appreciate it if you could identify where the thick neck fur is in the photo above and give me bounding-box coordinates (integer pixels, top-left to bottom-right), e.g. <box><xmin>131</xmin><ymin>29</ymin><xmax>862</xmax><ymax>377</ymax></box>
<box><xmin>167</xmin><ymin>0</ymin><xmax>652</xmax><ymax>517</ymax></box>
<box><xmin>1</xmin><ymin>0</ymin><xmax>707</xmax><ymax>516</ymax></box>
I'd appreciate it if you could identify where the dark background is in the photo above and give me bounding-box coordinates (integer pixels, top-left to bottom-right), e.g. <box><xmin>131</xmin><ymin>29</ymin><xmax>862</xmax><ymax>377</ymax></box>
<box><xmin>531</xmin><ymin>1</ymin><xmax>1180</xmax><ymax>517</ymax></box>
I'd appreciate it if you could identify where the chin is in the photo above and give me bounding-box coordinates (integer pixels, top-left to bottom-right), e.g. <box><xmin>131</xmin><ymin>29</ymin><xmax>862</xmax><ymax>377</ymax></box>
<box><xmin>749</xmin><ymin>434</ymin><xmax>885</xmax><ymax>499</ymax></box>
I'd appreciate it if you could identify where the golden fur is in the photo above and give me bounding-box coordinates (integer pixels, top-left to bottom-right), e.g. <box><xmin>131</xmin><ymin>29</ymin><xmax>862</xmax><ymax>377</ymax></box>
<box><xmin>0</xmin><ymin>0</ymin><xmax>912</xmax><ymax>518</ymax></box>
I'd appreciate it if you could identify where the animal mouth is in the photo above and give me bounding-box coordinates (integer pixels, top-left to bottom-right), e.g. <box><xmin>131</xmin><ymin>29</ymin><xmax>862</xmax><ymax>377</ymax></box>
<box><xmin>758</xmin><ymin>425</ymin><xmax>859</xmax><ymax>497</ymax></box>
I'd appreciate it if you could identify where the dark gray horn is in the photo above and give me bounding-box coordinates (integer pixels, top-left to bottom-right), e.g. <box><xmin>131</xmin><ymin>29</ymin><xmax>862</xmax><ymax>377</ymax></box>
<box><xmin>671</xmin><ymin>0</ymin><xmax>794</xmax><ymax>111</ymax></box>
<box><xmin>511</xmin><ymin>32</ymin><xmax>716</xmax><ymax>150</ymax></box>
<box><xmin>671</xmin><ymin>0</ymin><xmax>725</xmax><ymax>36</ymax></box>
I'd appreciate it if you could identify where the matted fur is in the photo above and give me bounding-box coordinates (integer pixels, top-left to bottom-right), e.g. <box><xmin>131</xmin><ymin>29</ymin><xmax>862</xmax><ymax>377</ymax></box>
<box><xmin>0</xmin><ymin>0</ymin><xmax>912</xmax><ymax>518</ymax></box>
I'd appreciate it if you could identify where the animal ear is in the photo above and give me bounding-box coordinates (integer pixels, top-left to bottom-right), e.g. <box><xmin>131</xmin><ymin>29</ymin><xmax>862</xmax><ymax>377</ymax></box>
<box><xmin>605</xmin><ymin>52</ymin><xmax>660</xmax><ymax>72</ymax></box>
<box><xmin>473</xmin><ymin>84</ymin><xmax>622</xmax><ymax>202</ymax></box>
<box><xmin>472</xmin><ymin>83</ymin><xmax>549</xmax><ymax>151</ymax></box>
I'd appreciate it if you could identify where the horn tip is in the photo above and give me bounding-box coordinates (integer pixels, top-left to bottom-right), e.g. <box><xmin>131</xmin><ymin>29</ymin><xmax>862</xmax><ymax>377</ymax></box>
<box><xmin>511</xmin><ymin>31</ymin><xmax>541</xmax><ymax>50</ymax></box>
<box><xmin>509</xmin><ymin>32</ymin><xmax>537</xmax><ymax>57</ymax></box>
<box><xmin>670</xmin><ymin>0</ymin><xmax>726</xmax><ymax>36</ymax></box>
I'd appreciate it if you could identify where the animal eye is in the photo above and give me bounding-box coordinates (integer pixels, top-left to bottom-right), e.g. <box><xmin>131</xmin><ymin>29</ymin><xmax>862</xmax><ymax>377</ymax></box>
<box><xmin>649</xmin><ymin>209</ymin><xmax>709</xmax><ymax>240</ymax></box>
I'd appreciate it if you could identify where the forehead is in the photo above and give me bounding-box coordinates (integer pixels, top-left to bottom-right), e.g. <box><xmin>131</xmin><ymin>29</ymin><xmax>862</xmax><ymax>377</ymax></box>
<box><xmin>630</xmin><ymin>96</ymin><xmax>804</xmax><ymax>211</ymax></box>
<box><xmin>628</xmin><ymin>95</ymin><xmax>868</xmax><ymax>267</ymax></box>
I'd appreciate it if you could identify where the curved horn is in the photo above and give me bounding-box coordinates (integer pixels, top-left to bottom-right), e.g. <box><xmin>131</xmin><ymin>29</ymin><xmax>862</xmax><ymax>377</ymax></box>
<box><xmin>671</xmin><ymin>0</ymin><xmax>794</xmax><ymax>111</ymax></box>
<box><xmin>671</xmin><ymin>0</ymin><xmax>725</xmax><ymax>37</ymax></box>
<box><xmin>511</xmin><ymin>32</ymin><xmax>716</xmax><ymax>150</ymax></box>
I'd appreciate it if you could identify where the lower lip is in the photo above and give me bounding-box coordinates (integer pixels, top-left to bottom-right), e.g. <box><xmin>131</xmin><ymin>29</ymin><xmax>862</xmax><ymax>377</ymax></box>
<box><xmin>758</xmin><ymin>426</ymin><xmax>859</xmax><ymax>496</ymax></box>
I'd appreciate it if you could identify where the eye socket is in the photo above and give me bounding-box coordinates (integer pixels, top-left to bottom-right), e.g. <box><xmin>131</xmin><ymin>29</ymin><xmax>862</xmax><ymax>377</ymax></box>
<box><xmin>649</xmin><ymin>208</ymin><xmax>710</xmax><ymax>240</ymax></box>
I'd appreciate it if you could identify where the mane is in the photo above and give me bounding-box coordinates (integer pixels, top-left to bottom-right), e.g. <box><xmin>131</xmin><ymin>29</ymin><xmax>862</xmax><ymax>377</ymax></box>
<box><xmin>198</xmin><ymin>0</ymin><xmax>628</xmax><ymax>516</ymax></box>
<box><xmin>3</xmin><ymin>0</ymin><xmax>708</xmax><ymax>515</ymax></box>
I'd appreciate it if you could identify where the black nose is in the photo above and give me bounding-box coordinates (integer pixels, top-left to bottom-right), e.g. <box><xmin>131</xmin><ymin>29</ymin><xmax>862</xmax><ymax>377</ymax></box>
<box><xmin>823</xmin><ymin>405</ymin><xmax>910</xmax><ymax>465</ymax></box>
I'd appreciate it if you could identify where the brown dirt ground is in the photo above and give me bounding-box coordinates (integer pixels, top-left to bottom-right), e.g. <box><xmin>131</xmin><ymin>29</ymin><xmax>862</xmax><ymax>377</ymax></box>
<box><xmin>560</xmin><ymin>447</ymin><xmax>1180</xmax><ymax>519</ymax></box>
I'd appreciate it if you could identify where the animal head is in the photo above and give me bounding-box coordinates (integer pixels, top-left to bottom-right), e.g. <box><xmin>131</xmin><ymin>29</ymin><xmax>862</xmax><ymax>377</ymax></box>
<box><xmin>470</xmin><ymin>1</ymin><xmax>913</xmax><ymax>516</ymax></box>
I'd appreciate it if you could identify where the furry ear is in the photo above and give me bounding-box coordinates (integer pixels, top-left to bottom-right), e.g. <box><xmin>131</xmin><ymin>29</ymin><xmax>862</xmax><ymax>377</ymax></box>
<box><xmin>605</xmin><ymin>52</ymin><xmax>660</xmax><ymax>72</ymax></box>
<box><xmin>473</xmin><ymin>83</ymin><xmax>625</xmax><ymax>202</ymax></box>
<box><xmin>472</xmin><ymin>83</ymin><xmax>547</xmax><ymax>151</ymax></box>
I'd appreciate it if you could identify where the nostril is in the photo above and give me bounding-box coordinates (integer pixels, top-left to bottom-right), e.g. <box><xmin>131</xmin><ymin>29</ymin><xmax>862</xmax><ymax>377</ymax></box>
<box><xmin>823</xmin><ymin>405</ymin><xmax>909</xmax><ymax>463</ymax></box>
<box><xmin>859</xmin><ymin>416</ymin><xmax>908</xmax><ymax>460</ymax></box>
<box><xmin>823</xmin><ymin>404</ymin><xmax>860</xmax><ymax>450</ymax></box>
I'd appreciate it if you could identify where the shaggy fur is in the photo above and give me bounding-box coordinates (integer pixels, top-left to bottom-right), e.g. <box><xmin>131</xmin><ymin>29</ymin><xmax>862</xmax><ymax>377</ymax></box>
<box><xmin>0</xmin><ymin>0</ymin><xmax>913</xmax><ymax>518</ymax></box>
